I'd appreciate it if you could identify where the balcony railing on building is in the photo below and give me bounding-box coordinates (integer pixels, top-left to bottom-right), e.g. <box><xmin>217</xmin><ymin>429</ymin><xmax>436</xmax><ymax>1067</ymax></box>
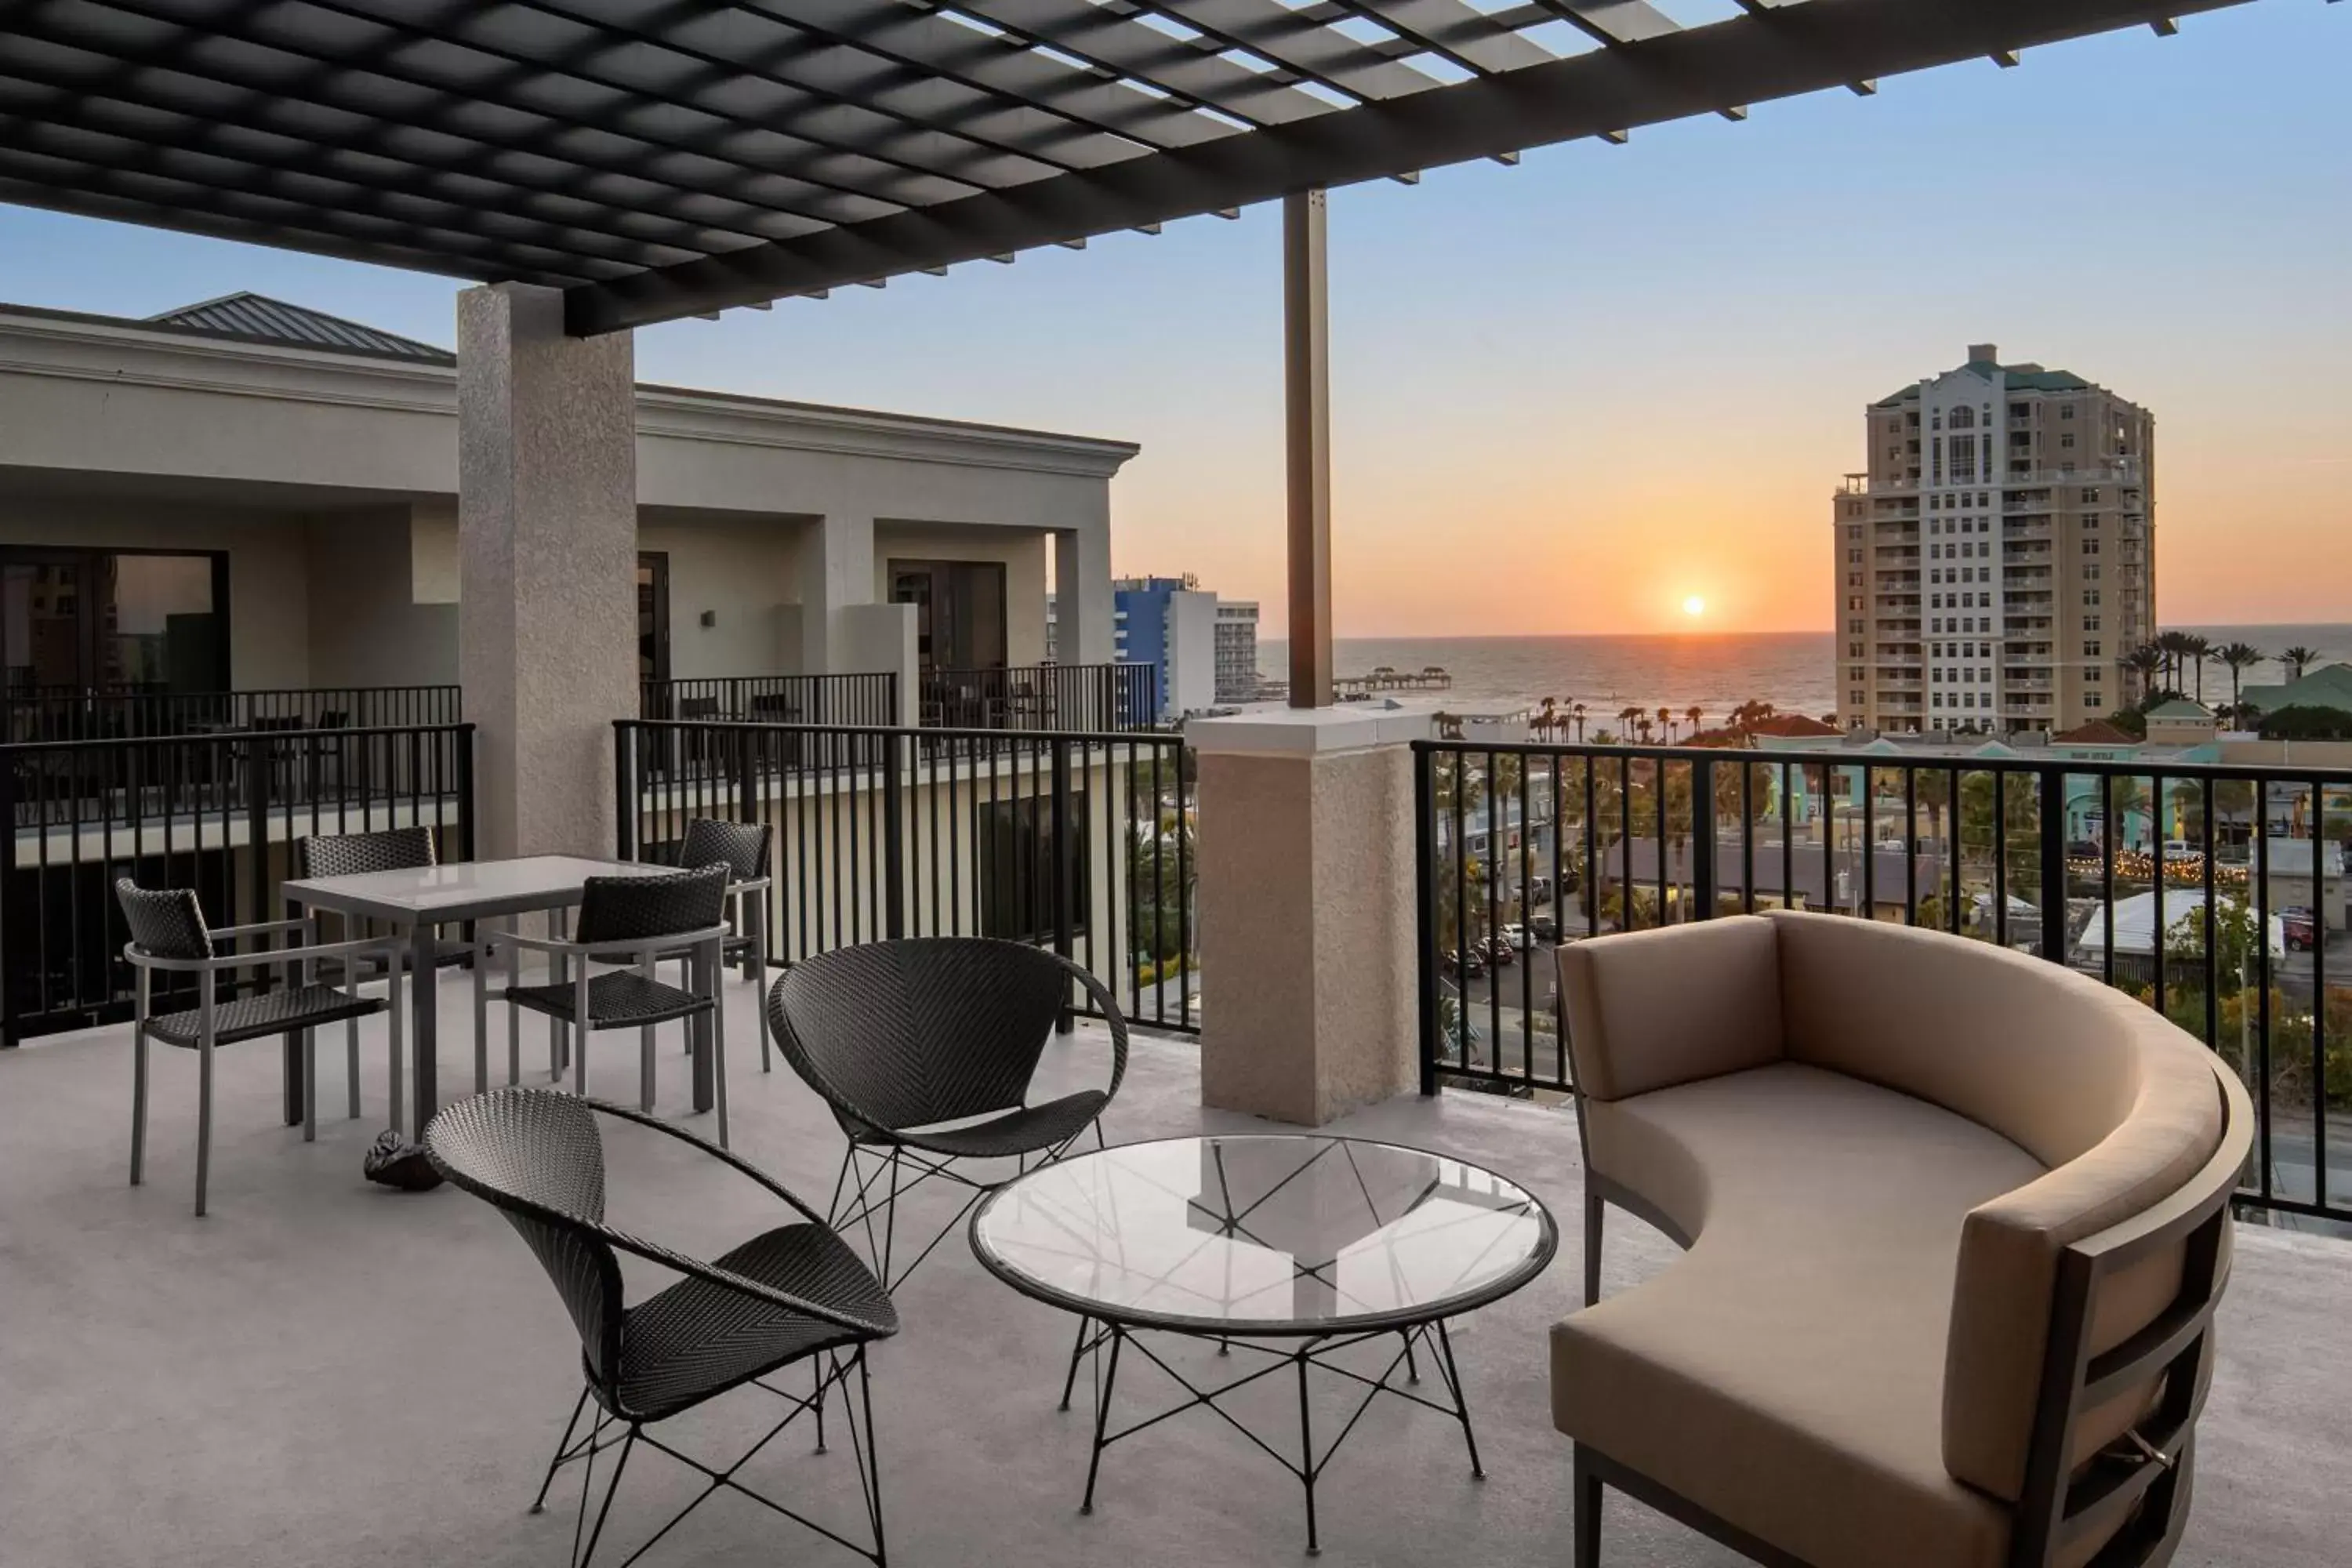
<box><xmin>1413</xmin><ymin>737</ymin><xmax>2350</xmax><ymax>1227</ymax></box>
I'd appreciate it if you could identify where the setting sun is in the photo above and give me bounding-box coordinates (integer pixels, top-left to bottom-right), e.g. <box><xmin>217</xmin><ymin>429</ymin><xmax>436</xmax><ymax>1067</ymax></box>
<box><xmin>1682</xmin><ymin>595</ymin><xmax>1707</xmax><ymax>619</ymax></box>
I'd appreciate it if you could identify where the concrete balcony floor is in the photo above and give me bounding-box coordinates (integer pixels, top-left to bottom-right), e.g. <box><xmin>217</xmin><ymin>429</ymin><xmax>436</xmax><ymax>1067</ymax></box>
<box><xmin>1</xmin><ymin>976</ymin><xmax>2346</xmax><ymax>1568</ymax></box>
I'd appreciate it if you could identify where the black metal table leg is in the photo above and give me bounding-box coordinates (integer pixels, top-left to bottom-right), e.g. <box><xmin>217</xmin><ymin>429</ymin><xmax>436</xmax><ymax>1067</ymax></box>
<box><xmin>1297</xmin><ymin>1345</ymin><xmax>1319</xmax><ymax>1555</ymax></box>
<box><xmin>408</xmin><ymin>919</ymin><xmax>437</xmax><ymax>1139</ymax></box>
<box><xmin>1434</xmin><ymin>1320</ymin><xmax>1483</xmax><ymax>1479</ymax></box>
<box><xmin>1080</xmin><ymin>1324</ymin><xmax>1123</xmax><ymax>1515</ymax></box>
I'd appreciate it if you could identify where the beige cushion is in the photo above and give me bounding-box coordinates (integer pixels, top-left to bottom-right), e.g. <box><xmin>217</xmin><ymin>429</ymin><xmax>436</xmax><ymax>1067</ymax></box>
<box><xmin>1555</xmin><ymin>1063</ymin><xmax>2045</xmax><ymax>1568</ymax></box>
<box><xmin>1759</xmin><ymin>912</ymin><xmax>2226</xmax><ymax>1501</ymax></box>
<box><xmin>1556</xmin><ymin>916</ymin><xmax>1782</xmax><ymax>1102</ymax></box>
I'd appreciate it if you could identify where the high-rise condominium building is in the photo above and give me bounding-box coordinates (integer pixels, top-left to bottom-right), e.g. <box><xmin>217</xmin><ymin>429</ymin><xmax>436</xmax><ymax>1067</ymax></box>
<box><xmin>1214</xmin><ymin>600</ymin><xmax>1260</xmax><ymax>703</ymax></box>
<box><xmin>1832</xmin><ymin>344</ymin><xmax>2155</xmax><ymax>735</ymax></box>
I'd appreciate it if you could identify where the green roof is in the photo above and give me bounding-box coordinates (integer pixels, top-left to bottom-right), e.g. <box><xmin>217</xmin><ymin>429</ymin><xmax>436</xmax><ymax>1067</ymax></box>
<box><xmin>1874</xmin><ymin>356</ymin><xmax>2094</xmax><ymax>408</ymax></box>
<box><xmin>2144</xmin><ymin>699</ymin><xmax>2214</xmax><ymax>720</ymax></box>
<box><xmin>2243</xmin><ymin>663</ymin><xmax>2352</xmax><ymax>713</ymax></box>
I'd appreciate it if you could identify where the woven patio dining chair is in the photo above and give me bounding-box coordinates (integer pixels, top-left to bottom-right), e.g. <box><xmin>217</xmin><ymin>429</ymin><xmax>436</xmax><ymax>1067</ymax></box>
<box><xmin>295</xmin><ymin>826</ymin><xmax>487</xmax><ymax>1122</ymax></box>
<box><xmin>494</xmin><ymin>866</ymin><xmax>735</xmax><ymax>1145</ymax></box>
<box><xmin>116</xmin><ymin>879</ymin><xmax>407</xmax><ymax>1216</ymax></box>
<box><xmin>768</xmin><ymin>938</ymin><xmax>1128</xmax><ymax>1289</ymax></box>
<box><xmin>425</xmin><ymin>1088</ymin><xmax>896</xmax><ymax>1568</ymax></box>
<box><xmin>599</xmin><ymin>818</ymin><xmax>774</xmax><ymax>1071</ymax></box>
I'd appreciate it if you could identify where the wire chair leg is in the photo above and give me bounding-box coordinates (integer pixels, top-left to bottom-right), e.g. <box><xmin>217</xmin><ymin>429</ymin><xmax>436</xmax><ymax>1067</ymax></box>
<box><xmin>812</xmin><ymin>1359</ymin><xmax>829</xmax><ymax>1454</ymax></box>
<box><xmin>855</xmin><ymin>1348</ymin><xmax>887</xmax><ymax>1567</ymax></box>
<box><xmin>572</xmin><ymin>1422</ymin><xmax>637</xmax><ymax>1568</ymax></box>
<box><xmin>1058</xmin><ymin>1316</ymin><xmax>1093</xmax><ymax>1412</ymax></box>
<box><xmin>532</xmin><ymin>1385</ymin><xmax>593</xmax><ymax>1515</ymax></box>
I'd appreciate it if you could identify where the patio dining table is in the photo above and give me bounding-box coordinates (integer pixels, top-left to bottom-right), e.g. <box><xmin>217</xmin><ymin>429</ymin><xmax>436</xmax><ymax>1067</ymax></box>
<box><xmin>281</xmin><ymin>855</ymin><xmax>695</xmax><ymax>1140</ymax></box>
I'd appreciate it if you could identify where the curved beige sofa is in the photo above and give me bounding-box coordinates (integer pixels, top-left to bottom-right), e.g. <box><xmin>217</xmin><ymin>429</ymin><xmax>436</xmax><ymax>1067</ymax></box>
<box><xmin>1552</xmin><ymin>911</ymin><xmax>2251</xmax><ymax>1568</ymax></box>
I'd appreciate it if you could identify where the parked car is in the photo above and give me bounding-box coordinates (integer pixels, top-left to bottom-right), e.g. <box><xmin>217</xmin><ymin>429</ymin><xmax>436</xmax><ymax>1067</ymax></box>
<box><xmin>2162</xmin><ymin>839</ymin><xmax>2201</xmax><ymax>863</ymax></box>
<box><xmin>1528</xmin><ymin>913</ymin><xmax>1559</xmax><ymax>944</ymax></box>
<box><xmin>1443</xmin><ymin>948</ymin><xmax>1488</xmax><ymax>979</ymax></box>
<box><xmin>1483</xmin><ymin>937</ymin><xmax>1516</xmax><ymax>967</ymax></box>
<box><xmin>2283</xmin><ymin>907</ymin><xmax>2318</xmax><ymax>953</ymax></box>
<box><xmin>1500</xmin><ymin>922</ymin><xmax>1530</xmax><ymax>951</ymax></box>
<box><xmin>2067</xmin><ymin>839</ymin><xmax>2103</xmax><ymax>860</ymax></box>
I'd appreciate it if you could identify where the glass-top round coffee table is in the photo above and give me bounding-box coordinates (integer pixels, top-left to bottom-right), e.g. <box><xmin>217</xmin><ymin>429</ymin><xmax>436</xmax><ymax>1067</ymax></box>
<box><xmin>970</xmin><ymin>1134</ymin><xmax>1558</xmax><ymax>1552</ymax></box>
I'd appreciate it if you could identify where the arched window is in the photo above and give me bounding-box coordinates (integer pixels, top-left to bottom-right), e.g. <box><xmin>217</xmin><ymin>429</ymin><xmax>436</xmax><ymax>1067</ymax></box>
<box><xmin>1947</xmin><ymin>406</ymin><xmax>1976</xmax><ymax>430</ymax></box>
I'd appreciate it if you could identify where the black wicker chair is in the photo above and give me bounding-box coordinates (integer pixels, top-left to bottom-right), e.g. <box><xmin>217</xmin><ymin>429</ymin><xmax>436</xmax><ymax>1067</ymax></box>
<box><xmin>768</xmin><ymin>938</ymin><xmax>1128</xmax><ymax>1288</ymax></box>
<box><xmin>424</xmin><ymin>1088</ymin><xmax>896</xmax><ymax>1568</ymax></box>
<box><xmin>295</xmin><ymin>826</ymin><xmax>487</xmax><ymax>1121</ymax></box>
<box><xmin>116</xmin><ymin>879</ymin><xmax>407</xmax><ymax>1216</ymax></box>
<box><xmin>495</xmin><ymin>867</ymin><xmax>735</xmax><ymax>1145</ymax></box>
<box><xmin>604</xmin><ymin>818</ymin><xmax>774</xmax><ymax>1071</ymax></box>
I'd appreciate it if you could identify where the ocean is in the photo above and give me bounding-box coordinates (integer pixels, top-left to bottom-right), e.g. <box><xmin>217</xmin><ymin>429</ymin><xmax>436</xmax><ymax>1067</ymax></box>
<box><xmin>1257</xmin><ymin>623</ymin><xmax>2352</xmax><ymax>726</ymax></box>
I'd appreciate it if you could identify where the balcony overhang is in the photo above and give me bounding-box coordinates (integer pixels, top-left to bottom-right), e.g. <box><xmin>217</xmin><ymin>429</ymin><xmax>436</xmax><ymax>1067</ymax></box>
<box><xmin>0</xmin><ymin>0</ymin><xmax>2252</xmax><ymax>336</ymax></box>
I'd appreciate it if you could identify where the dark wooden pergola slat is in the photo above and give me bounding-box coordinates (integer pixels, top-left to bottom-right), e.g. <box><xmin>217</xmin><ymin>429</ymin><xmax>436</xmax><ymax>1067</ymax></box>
<box><xmin>0</xmin><ymin>0</ymin><xmax>2256</xmax><ymax>333</ymax></box>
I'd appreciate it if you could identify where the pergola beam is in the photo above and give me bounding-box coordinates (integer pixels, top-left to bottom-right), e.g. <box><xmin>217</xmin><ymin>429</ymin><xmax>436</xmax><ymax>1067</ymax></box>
<box><xmin>567</xmin><ymin>0</ymin><xmax>2245</xmax><ymax>332</ymax></box>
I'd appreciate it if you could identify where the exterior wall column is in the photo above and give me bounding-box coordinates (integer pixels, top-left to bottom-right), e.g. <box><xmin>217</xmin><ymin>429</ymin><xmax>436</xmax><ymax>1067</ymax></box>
<box><xmin>797</xmin><ymin>513</ymin><xmax>916</xmax><ymax>724</ymax></box>
<box><xmin>457</xmin><ymin>283</ymin><xmax>637</xmax><ymax>859</ymax></box>
<box><xmin>1051</xmin><ymin>524</ymin><xmax>1114</xmax><ymax>666</ymax></box>
<box><xmin>1192</xmin><ymin>706</ymin><xmax>1431</xmax><ymax>1123</ymax></box>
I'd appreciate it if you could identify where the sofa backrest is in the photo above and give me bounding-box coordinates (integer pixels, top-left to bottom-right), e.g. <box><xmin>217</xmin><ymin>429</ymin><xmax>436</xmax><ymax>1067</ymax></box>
<box><xmin>1762</xmin><ymin>911</ymin><xmax>2227</xmax><ymax>1504</ymax></box>
<box><xmin>1556</xmin><ymin>916</ymin><xmax>1784</xmax><ymax>1101</ymax></box>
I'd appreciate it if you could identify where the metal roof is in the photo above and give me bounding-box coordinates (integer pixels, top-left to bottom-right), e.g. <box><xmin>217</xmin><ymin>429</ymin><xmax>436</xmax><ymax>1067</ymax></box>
<box><xmin>146</xmin><ymin>292</ymin><xmax>455</xmax><ymax>362</ymax></box>
<box><xmin>0</xmin><ymin>0</ymin><xmax>2259</xmax><ymax>336</ymax></box>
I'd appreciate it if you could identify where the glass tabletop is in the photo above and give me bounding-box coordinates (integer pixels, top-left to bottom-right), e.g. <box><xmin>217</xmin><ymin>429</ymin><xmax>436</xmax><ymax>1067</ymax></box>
<box><xmin>970</xmin><ymin>1135</ymin><xmax>1556</xmax><ymax>1335</ymax></box>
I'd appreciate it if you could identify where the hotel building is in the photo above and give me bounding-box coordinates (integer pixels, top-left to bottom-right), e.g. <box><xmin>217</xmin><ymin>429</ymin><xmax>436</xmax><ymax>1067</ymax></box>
<box><xmin>1832</xmin><ymin>344</ymin><xmax>2154</xmax><ymax>735</ymax></box>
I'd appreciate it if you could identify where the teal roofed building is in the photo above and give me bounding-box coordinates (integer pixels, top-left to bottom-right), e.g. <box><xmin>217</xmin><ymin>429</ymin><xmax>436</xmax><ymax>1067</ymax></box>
<box><xmin>2240</xmin><ymin>662</ymin><xmax>2352</xmax><ymax>719</ymax></box>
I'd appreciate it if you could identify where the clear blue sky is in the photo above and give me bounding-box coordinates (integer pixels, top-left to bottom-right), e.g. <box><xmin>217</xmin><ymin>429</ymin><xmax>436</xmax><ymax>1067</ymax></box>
<box><xmin>2</xmin><ymin>2</ymin><xmax>2344</xmax><ymax>635</ymax></box>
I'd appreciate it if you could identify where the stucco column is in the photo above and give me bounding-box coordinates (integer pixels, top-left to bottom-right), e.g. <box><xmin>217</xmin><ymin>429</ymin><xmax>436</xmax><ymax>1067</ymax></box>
<box><xmin>1193</xmin><ymin>706</ymin><xmax>1432</xmax><ymax>1124</ymax></box>
<box><xmin>1051</xmin><ymin>524</ymin><xmax>1114</xmax><ymax>666</ymax></box>
<box><xmin>797</xmin><ymin>512</ymin><xmax>877</xmax><ymax>673</ymax></box>
<box><xmin>457</xmin><ymin>282</ymin><xmax>637</xmax><ymax>859</ymax></box>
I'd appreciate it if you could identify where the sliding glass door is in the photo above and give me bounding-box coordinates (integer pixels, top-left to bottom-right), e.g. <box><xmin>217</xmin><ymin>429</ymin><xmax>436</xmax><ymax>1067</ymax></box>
<box><xmin>2</xmin><ymin>548</ymin><xmax>227</xmax><ymax>694</ymax></box>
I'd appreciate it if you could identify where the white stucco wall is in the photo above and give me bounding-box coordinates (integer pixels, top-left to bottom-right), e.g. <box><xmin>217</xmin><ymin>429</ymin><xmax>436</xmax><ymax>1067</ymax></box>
<box><xmin>305</xmin><ymin>506</ymin><xmax>460</xmax><ymax>688</ymax></box>
<box><xmin>638</xmin><ymin>510</ymin><xmax>808</xmax><ymax>678</ymax></box>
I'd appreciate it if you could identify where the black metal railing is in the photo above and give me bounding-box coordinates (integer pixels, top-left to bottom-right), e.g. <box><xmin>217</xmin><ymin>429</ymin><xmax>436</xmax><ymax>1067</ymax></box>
<box><xmin>2</xmin><ymin>684</ymin><xmax>461</xmax><ymax>746</ymax></box>
<box><xmin>615</xmin><ymin>717</ymin><xmax>1196</xmax><ymax>1036</ymax></box>
<box><xmin>1</xmin><ymin>722</ymin><xmax>475</xmax><ymax>1042</ymax></box>
<box><xmin>638</xmin><ymin>673</ymin><xmax>899</xmax><ymax>728</ymax></box>
<box><xmin>1414</xmin><ymin>739</ymin><xmax>2350</xmax><ymax>1225</ymax></box>
<box><xmin>920</xmin><ymin>663</ymin><xmax>1159</xmax><ymax>733</ymax></box>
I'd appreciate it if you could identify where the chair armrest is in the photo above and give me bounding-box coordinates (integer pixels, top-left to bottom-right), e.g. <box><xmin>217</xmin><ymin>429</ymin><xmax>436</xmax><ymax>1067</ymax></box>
<box><xmin>599</xmin><ymin>1221</ymin><xmax>895</xmax><ymax>1338</ymax></box>
<box><xmin>121</xmin><ymin>931</ymin><xmax>402</xmax><ymax>974</ymax></box>
<box><xmin>580</xmin><ymin>1096</ymin><xmax>828</xmax><ymax>1225</ymax></box>
<box><xmin>210</xmin><ymin>917</ymin><xmax>316</xmax><ymax>942</ymax></box>
<box><xmin>489</xmin><ymin>924</ymin><xmax>733</xmax><ymax>962</ymax></box>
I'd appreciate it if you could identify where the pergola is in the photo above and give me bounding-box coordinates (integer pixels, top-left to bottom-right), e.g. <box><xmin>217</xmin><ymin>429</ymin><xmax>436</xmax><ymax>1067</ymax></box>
<box><xmin>0</xmin><ymin>0</ymin><xmax>2252</xmax><ymax>830</ymax></box>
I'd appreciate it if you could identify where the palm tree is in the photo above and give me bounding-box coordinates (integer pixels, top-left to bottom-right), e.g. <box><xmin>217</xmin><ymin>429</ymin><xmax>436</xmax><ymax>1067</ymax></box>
<box><xmin>1570</xmin><ymin>702</ymin><xmax>1588</xmax><ymax>743</ymax></box>
<box><xmin>1636</xmin><ymin>716</ymin><xmax>1656</xmax><ymax>745</ymax></box>
<box><xmin>2124</xmin><ymin>644</ymin><xmax>2164</xmax><ymax>702</ymax></box>
<box><xmin>1537</xmin><ymin>695</ymin><xmax>1559</xmax><ymax>741</ymax></box>
<box><xmin>1617</xmin><ymin>705</ymin><xmax>1642</xmax><ymax>742</ymax></box>
<box><xmin>2281</xmin><ymin>645</ymin><xmax>2318</xmax><ymax>682</ymax></box>
<box><xmin>2216</xmin><ymin>641</ymin><xmax>2264</xmax><ymax>710</ymax></box>
<box><xmin>1685</xmin><ymin>704</ymin><xmax>1704</xmax><ymax>739</ymax></box>
<box><xmin>2180</xmin><ymin>633</ymin><xmax>2212</xmax><ymax>703</ymax></box>
<box><xmin>1656</xmin><ymin>706</ymin><xmax>1675</xmax><ymax>743</ymax></box>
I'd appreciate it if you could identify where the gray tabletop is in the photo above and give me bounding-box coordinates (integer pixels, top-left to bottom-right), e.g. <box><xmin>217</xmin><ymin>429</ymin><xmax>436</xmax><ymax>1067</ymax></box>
<box><xmin>281</xmin><ymin>855</ymin><xmax>673</xmax><ymax>924</ymax></box>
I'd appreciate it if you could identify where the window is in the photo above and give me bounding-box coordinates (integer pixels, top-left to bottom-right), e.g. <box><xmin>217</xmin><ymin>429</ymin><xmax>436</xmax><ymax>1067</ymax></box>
<box><xmin>2082</xmin><ymin>539</ymin><xmax>2100</xmax><ymax>555</ymax></box>
<box><xmin>2085</xmin><ymin>691</ymin><xmax>2102</xmax><ymax>710</ymax></box>
<box><xmin>1848</xmin><ymin>596</ymin><xmax>1863</xmax><ymax>611</ymax></box>
<box><xmin>2083</xmin><ymin>615</ymin><xmax>2102</xmax><ymax>631</ymax></box>
<box><xmin>1850</xmin><ymin>690</ymin><xmax>1864</xmax><ymax>706</ymax></box>
<box><xmin>2084</xmin><ymin>589</ymin><xmax>2101</xmax><ymax>605</ymax></box>
<box><xmin>2</xmin><ymin>548</ymin><xmax>227</xmax><ymax>693</ymax></box>
<box><xmin>2080</xmin><ymin>489</ymin><xmax>2099</xmax><ymax>504</ymax></box>
<box><xmin>1849</xmin><ymin>642</ymin><xmax>1864</xmax><ymax>658</ymax></box>
<box><xmin>1849</xmin><ymin>619</ymin><xmax>1864</xmax><ymax>634</ymax></box>
<box><xmin>2060</xmin><ymin>405</ymin><xmax>2076</xmax><ymax>420</ymax></box>
<box><xmin>1948</xmin><ymin>434</ymin><xmax>1978</xmax><ymax>477</ymax></box>
<box><xmin>2060</xmin><ymin>433</ymin><xmax>2077</xmax><ymax>449</ymax></box>
<box><xmin>1846</xmin><ymin>524</ymin><xmax>1862</xmax><ymax>539</ymax></box>
<box><xmin>1846</xmin><ymin>547</ymin><xmax>1862</xmax><ymax>563</ymax></box>
<box><xmin>1847</xmin><ymin>572</ymin><xmax>1862</xmax><ymax>588</ymax></box>
<box><xmin>1933</xmin><ymin>693</ymin><xmax>1944</xmax><ymax>708</ymax></box>
<box><xmin>2085</xmin><ymin>641</ymin><xmax>2102</xmax><ymax>658</ymax></box>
